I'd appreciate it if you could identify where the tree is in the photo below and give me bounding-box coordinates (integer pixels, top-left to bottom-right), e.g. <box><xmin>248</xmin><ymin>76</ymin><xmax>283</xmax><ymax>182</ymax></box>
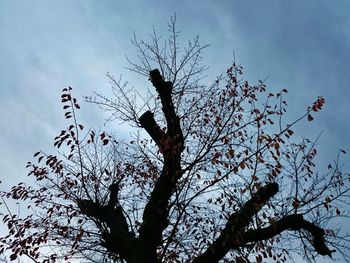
<box><xmin>1</xmin><ymin>18</ymin><xmax>349</xmax><ymax>263</ymax></box>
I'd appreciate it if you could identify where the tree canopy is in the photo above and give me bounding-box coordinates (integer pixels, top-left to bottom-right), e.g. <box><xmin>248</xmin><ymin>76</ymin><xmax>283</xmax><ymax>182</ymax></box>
<box><xmin>1</xmin><ymin>18</ymin><xmax>349</xmax><ymax>263</ymax></box>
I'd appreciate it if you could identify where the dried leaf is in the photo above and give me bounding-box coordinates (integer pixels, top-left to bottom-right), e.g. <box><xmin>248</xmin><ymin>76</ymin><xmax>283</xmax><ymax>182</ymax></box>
<box><xmin>336</xmin><ymin>208</ymin><xmax>341</xmax><ymax>215</ymax></box>
<box><xmin>307</xmin><ymin>114</ymin><xmax>314</xmax><ymax>121</ymax></box>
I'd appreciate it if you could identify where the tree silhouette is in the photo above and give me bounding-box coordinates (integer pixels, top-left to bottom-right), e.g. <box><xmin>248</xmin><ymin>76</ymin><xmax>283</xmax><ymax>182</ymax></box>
<box><xmin>1</xmin><ymin>18</ymin><xmax>349</xmax><ymax>263</ymax></box>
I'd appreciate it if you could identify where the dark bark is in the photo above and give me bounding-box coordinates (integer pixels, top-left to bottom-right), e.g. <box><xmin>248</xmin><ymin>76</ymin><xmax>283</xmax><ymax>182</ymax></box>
<box><xmin>136</xmin><ymin>69</ymin><xmax>184</xmax><ymax>258</ymax></box>
<box><xmin>148</xmin><ymin>69</ymin><xmax>184</xmax><ymax>150</ymax></box>
<box><xmin>77</xmin><ymin>197</ymin><xmax>136</xmax><ymax>261</ymax></box>
<box><xmin>192</xmin><ymin>203</ymin><xmax>334</xmax><ymax>263</ymax></box>
<box><xmin>192</xmin><ymin>183</ymin><xmax>279</xmax><ymax>263</ymax></box>
<box><xmin>139</xmin><ymin>111</ymin><xmax>165</xmax><ymax>146</ymax></box>
<box><xmin>243</xmin><ymin>214</ymin><xmax>335</xmax><ymax>257</ymax></box>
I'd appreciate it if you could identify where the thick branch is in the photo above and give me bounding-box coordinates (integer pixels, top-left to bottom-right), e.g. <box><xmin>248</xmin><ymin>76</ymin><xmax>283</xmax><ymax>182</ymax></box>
<box><xmin>192</xmin><ymin>182</ymin><xmax>279</xmax><ymax>263</ymax></box>
<box><xmin>139</xmin><ymin>110</ymin><xmax>165</xmax><ymax>146</ymax></box>
<box><xmin>243</xmin><ymin>214</ymin><xmax>335</xmax><ymax>257</ymax></box>
<box><xmin>138</xmin><ymin>69</ymin><xmax>184</xmax><ymax>252</ymax></box>
<box><xmin>149</xmin><ymin>69</ymin><xmax>183</xmax><ymax>144</ymax></box>
<box><xmin>149</xmin><ymin>69</ymin><xmax>174</xmax><ymax>129</ymax></box>
<box><xmin>77</xmin><ymin>188</ymin><xmax>135</xmax><ymax>260</ymax></box>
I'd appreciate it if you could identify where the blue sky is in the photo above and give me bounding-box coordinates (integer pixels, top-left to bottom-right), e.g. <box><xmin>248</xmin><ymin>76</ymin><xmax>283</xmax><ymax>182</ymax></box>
<box><xmin>0</xmin><ymin>1</ymin><xmax>349</xmax><ymax>262</ymax></box>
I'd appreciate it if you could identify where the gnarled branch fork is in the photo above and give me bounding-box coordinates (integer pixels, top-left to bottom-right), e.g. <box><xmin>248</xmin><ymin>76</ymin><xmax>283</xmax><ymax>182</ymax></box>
<box><xmin>77</xmin><ymin>185</ymin><xmax>135</xmax><ymax>260</ymax></box>
<box><xmin>138</xmin><ymin>69</ymin><xmax>184</xmax><ymax>259</ymax></box>
<box><xmin>193</xmin><ymin>182</ymin><xmax>334</xmax><ymax>263</ymax></box>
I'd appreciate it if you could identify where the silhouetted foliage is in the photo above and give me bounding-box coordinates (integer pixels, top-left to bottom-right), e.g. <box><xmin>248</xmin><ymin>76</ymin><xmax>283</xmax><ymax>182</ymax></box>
<box><xmin>1</xmin><ymin>17</ymin><xmax>349</xmax><ymax>263</ymax></box>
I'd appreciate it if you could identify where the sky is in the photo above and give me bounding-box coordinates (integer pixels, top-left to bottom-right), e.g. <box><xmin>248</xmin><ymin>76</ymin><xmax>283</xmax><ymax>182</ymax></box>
<box><xmin>0</xmin><ymin>1</ymin><xmax>349</xmax><ymax>262</ymax></box>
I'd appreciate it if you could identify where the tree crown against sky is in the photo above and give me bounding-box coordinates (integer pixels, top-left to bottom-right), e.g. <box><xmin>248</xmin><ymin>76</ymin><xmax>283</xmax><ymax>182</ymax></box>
<box><xmin>0</xmin><ymin>18</ymin><xmax>349</xmax><ymax>263</ymax></box>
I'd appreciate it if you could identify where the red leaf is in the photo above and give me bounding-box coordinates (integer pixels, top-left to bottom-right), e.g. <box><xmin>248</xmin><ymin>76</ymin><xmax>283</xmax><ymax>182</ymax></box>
<box><xmin>292</xmin><ymin>198</ymin><xmax>300</xmax><ymax>209</ymax></box>
<box><xmin>240</xmin><ymin>162</ymin><xmax>245</xmax><ymax>169</ymax></box>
